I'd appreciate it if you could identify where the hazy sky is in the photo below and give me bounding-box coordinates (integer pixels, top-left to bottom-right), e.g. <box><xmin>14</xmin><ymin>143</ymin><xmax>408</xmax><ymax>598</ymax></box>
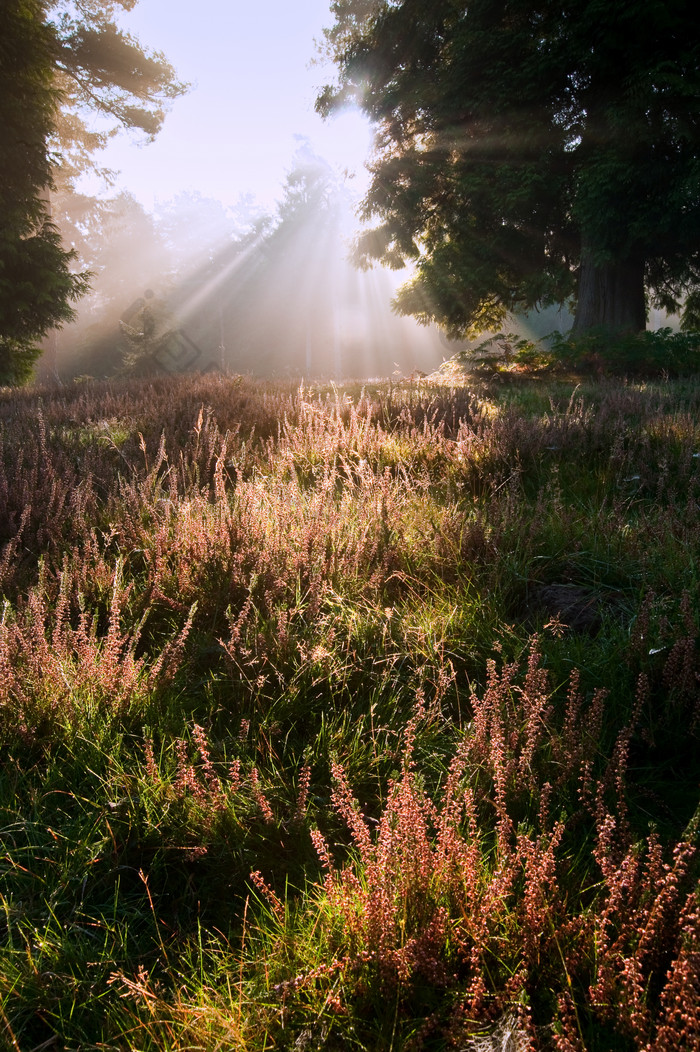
<box><xmin>91</xmin><ymin>0</ymin><xmax>373</xmax><ymax>212</ymax></box>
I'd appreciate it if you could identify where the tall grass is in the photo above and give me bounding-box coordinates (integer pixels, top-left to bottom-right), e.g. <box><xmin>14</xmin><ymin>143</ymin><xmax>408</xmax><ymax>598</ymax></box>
<box><xmin>1</xmin><ymin>372</ymin><xmax>699</xmax><ymax>1049</ymax></box>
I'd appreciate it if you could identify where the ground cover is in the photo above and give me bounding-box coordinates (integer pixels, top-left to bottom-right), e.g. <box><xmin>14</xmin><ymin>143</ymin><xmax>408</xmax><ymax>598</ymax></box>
<box><xmin>1</xmin><ymin>371</ymin><xmax>699</xmax><ymax>1050</ymax></box>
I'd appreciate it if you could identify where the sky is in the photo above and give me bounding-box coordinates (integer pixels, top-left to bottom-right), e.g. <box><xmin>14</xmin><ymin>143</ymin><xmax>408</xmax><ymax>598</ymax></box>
<box><xmin>68</xmin><ymin>0</ymin><xmax>459</xmax><ymax>381</ymax></box>
<box><xmin>89</xmin><ymin>0</ymin><xmax>374</xmax><ymax>213</ymax></box>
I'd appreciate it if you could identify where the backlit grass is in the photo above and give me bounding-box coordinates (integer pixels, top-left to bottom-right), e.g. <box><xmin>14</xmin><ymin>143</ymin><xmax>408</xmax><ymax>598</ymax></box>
<box><xmin>1</xmin><ymin>371</ymin><xmax>699</xmax><ymax>1050</ymax></box>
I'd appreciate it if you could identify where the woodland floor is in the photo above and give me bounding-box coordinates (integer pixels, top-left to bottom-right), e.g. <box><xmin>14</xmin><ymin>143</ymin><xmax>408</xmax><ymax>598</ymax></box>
<box><xmin>1</xmin><ymin>371</ymin><xmax>699</xmax><ymax>1050</ymax></box>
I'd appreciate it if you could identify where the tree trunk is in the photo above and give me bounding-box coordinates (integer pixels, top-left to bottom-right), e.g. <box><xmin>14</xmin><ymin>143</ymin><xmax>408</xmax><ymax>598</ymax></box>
<box><xmin>573</xmin><ymin>245</ymin><xmax>646</xmax><ymax>334</ymax></box>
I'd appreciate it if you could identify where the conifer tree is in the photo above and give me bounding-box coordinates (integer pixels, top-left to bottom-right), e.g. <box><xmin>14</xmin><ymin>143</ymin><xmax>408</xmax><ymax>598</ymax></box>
<box><xmin>49</xmin><ymin>0</ymin><xmax>188</xmax><ymax>190</ymax></box>
<box><xmin>319</xmin><ymin>0</ymin><xmax>700</xmax><ymax>335</ymax></box>
<box><xmin>0</xmin><ymin>0</ymin><xmax>88</xmax><ymax>384</ymax></box>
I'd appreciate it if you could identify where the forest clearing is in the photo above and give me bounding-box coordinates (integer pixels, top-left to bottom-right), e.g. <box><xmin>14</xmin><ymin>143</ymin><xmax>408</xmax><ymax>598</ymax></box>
<box><xmin>1</xmin><ymin>370</ymin><xmax>699</xmax><ymax>1050</ymax></box>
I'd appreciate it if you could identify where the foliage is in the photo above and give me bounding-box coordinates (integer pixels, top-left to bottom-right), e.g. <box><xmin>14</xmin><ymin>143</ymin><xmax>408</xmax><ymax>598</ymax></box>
<box><xmin>546</xmin><ymin>328</ymin><xmax>700</xmax><ymax>377</ymax></box>
<box><xmin>318</xmin><ymin>0</ymin><xmax>700</xmax><ymax>337</ymax></box>
<box><xmin>43</xmin><ymin>189</ymin><xmax>270</xmax><ymax>382</ymax></box>
<box><xmin>38</xmin><ymin>0</ymin><xmax>188</xmax><ymax>371</ymax></box>
<box><xmin>48</xmin><ymin>0</ymin><xmax>188</xmax><ymax>189</ymax></box>
<box><xmin>112</xmin><ymin>147</ymin><xmax>439</xmax><ymax>381</ymax></box>
<box><xmin>185</xmin><ymin>148</ymin><xmax>350</xmax><ymax>374</ymax></box>
<box><xmin>446</xmin><ymin>328</ymin><xmax>700</xmax><ymax>379</ymax></box>
<box><xmin>0</xmin><ymin>0</ymin><xmax>89</xmax><ymax>384</ymax></box>
<box><xmin>1</xmin><ymin>372</ymin><xmax>700</xmax><ymax>1047</ymax></box>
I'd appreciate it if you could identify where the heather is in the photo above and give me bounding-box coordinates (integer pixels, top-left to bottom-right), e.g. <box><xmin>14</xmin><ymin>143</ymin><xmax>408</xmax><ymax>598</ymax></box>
<box><xmin>1</xmin><ymin>371</ymin><xmax>699</xmax><ymax>1050</ymax></box>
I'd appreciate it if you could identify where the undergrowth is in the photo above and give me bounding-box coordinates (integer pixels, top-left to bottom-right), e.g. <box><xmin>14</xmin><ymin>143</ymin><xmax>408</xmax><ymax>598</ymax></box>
<box><xmin>444</xmin><ymin>327</ymin><xmax>700</xmax><ymax>379</ymax></box>
<box><xmin>1</xmin><ymin>371</ymin><xmax>699</xmax><ymax>1050</ymax></box>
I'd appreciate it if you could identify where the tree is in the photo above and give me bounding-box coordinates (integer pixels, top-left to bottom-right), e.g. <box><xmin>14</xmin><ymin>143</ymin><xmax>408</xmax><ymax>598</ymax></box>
<box><xmin>318</xmin><ymin>0</ymin><xmax>700</xmax><ymax>336</ymax></box>
<box><xmin>48</xmin><ymin>0</ymin><xmax>188</xmax><ymax>190</ymax></box>
<box><xmin>0</xmin><ymin>0</ymin><xmax>89</xmax><ymax>384</ymax></box>
<box><xmin>42</xmin><ymin>189</ymin><xmax>182</xmax><ymax>380</ymax></box>
<box><xmin>39</xmin><ymin>1</ymin><xmax>186</xmax><ymax>379</ymax></box>
<box><xmin>176</xmin><ymin>149</ymin><xmax>346</xmax><ymax>375</ymax></box>
<box><xmin>154</xmin><ymin>192</ymin><xmax>250</xmax><ymax>273</ymax></box>
<box><xmin>168</xmin><ymin>147</ymin><xmax>445</xmax><ymax>378</ymax></box>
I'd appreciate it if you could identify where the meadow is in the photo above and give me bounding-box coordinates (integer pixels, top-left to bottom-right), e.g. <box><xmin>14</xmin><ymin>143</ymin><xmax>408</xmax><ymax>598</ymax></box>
<box><xmin>1</xmin><ymin>370</ymin><xmax>699</xmax><ymax>1051</ymax></box>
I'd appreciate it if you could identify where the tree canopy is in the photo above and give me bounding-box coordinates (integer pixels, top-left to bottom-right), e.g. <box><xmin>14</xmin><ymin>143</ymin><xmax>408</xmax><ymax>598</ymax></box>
<box><xmin>0</xmin><ymin>0</ymin><xmax>89</xmax><ymax>384</ymax></box>
<box><xmin>0</xmin><ymin>0</ymin><xmax>187</xmax><ymax>384</ymax></box>
<box><xmin>49</xmin><ymin>0</ymin><xmax>188</xmax><ymax>189</ymax></box>
<box><xmin>318</xmin><ymin>0</ymin><xmax>700</xmax><ymax>336</ymax></box>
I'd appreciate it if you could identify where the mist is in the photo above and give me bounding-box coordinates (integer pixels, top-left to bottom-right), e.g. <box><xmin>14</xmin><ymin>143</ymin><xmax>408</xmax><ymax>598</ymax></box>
<box><xmin>41</xmin><ymin>150</ymin><xmax>452</xmax><ymax>383</ymax></box>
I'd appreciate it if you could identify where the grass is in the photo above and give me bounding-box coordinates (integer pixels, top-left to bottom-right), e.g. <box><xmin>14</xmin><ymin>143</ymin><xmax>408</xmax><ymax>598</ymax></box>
<box><xmin>1</xmin><ymin>370</ymin><xmax>699</xmax><ymax>1049</ymax></box>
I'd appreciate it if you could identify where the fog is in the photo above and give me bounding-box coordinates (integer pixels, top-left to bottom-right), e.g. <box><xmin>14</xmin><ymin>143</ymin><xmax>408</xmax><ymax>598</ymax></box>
<box><xmin>42</xmin><ymin>150</ymin><xmax>452</xmax><ymax>383</ymax></box>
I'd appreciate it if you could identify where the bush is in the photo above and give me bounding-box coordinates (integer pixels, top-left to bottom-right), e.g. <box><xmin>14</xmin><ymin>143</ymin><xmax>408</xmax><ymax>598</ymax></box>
<box><xmin>547</xmin><ymin>327</ymin><xmax>700</xmax><ymax>377</ymax></box>
<box><xmin>453</xmin><ymin>327</ymin><xmax>700</xmax><ymax>378</ymax></box>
